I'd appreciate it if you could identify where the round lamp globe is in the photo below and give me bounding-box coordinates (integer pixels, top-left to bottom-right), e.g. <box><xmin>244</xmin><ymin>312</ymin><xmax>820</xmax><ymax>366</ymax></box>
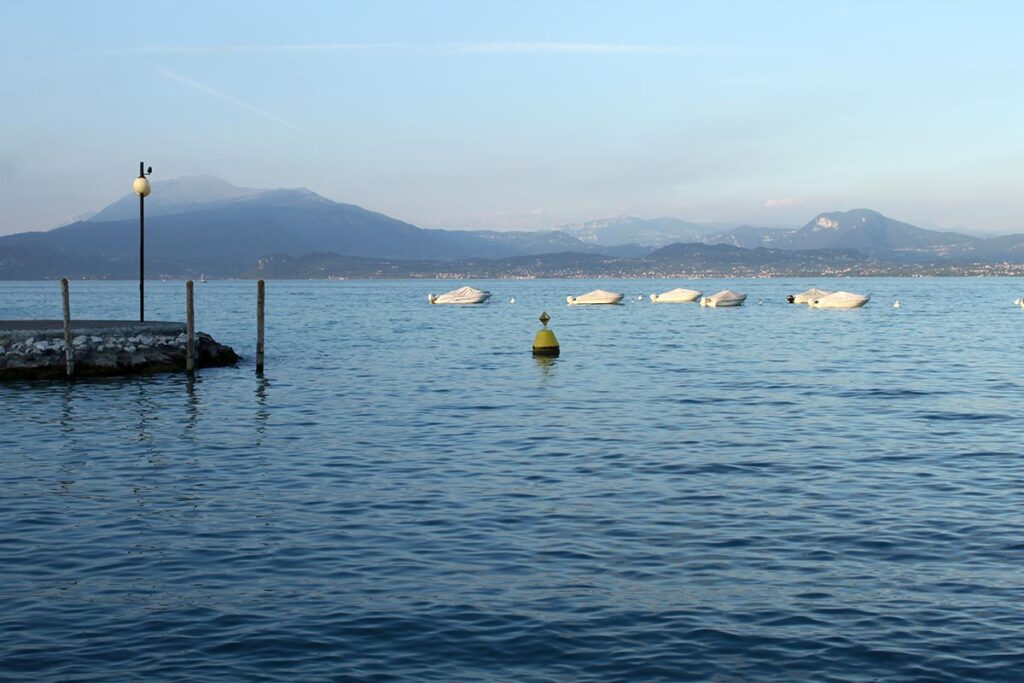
<box><xmin>132</xmin><ymin>176</ymin><xmax>151</xmax><ymax>197</ymax></box>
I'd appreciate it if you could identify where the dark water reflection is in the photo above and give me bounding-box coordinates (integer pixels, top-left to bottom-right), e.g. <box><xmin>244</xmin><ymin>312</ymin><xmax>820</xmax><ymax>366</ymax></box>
<box><xmin>2</xmin><ymin>278</ymin><xmax>1024</xmax><ymax>681</ymax></box>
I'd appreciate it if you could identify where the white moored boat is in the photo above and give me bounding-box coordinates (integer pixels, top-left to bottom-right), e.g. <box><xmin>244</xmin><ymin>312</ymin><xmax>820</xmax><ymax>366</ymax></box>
<box><xmin>699</xmin><ymin>290</ymin><xmax>747</xmax><ymax>307</ymax></box>
<box><xmin>428</xmin><ymin>286</ymin><xmax>491</xmax><ymax>305</ymax></box>
<box><xmin>809</xmin><ymin>291</ymin><xmax>870</xmax><ymax>309</ymax></box>
<box><xmin>566</xmin><ymin>289</ymin><xmax>624</xmax><ymax>305</ymax></box>
<box><xmin>650</xmin><ymin>287</ymin><xmax>702</xmax><ymax>303</ymax></box>
<box><xmin>788</xmin><ymin>287</ymin><xmax>832</xmax><ymax>304</ymax></box>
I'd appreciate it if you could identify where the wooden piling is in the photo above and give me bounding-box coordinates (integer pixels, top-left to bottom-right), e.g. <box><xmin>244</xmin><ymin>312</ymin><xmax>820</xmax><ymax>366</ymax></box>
<box><xmin>186</xmin><ymin>280</ymin><xmax>195</xmax><ymax>373</ymax></box>
<box><xmin>256</xmin><ymin>279</ymin><xmax>265</xmax><ymax>374</ymax></box>
<box><xmin>61</xmin><ymin>278</ymin><xmax>74</xmax><ymax>378</ymax></box>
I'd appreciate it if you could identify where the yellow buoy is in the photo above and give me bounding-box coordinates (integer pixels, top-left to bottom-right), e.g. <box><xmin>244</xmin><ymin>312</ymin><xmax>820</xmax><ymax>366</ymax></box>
<box><xmin>532</xmin><ymin>311</ymin><xmax>560</xmax><ymax>356</ymax></box>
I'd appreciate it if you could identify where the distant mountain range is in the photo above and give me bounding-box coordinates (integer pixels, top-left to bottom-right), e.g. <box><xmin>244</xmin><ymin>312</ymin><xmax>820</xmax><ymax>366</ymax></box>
<box><xmin>2</xmin><ymin>176</ymin><xmax>1023</xmax><ymax>279</ymax></box>
<box><xmin>720</xmin><ymin>210</ymin><xmax>1024</xmax><ymax>262</ymax></box>
<box><xmin>558</xmin><ymin>209</ymin><xmax>1024</xmax><ymax>263</ymax></box>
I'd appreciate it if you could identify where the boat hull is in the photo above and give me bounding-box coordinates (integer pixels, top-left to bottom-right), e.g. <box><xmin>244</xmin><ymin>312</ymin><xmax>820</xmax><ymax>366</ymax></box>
<box><xmin>700</xmin><ymin>299</ymin><xmax>745</xmax><ymax>307</ymax></box>
<box><xmin>810</xmin><ymin>299</ymin><xmax>869</xmax><ymax>309</ymax></box>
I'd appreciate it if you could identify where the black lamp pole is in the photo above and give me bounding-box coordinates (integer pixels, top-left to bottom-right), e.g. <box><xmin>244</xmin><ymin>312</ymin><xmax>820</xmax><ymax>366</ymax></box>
<box><xmin>134</xmin><ymin>162</ymin><xmax>152</xmax><ymax>321</ymax></box>
<box><xmin>139</xmin><ymin>162</ymin><xmax>145</xmax><ymax>321</ymax></box>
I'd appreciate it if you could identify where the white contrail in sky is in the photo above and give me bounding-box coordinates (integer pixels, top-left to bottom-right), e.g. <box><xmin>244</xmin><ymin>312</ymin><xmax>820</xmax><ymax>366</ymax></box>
<box><xmin>140</xmin><ymin>42</ymin><xmax>406</xmax><ymax>54</ymax></box>
<box><xmin>131</xmin><ymin>42</ymin><xmax>708</xmax><ymax>56</ymax></box>
<box><xmin>158</xmin><ymin>68</ymin><xmax>302</xmax><ymax>131</ymax></box>
<box><xmin>440</xmin><ymin>42</ymin><xmax>688</xmax><ymax>55</ymax></box>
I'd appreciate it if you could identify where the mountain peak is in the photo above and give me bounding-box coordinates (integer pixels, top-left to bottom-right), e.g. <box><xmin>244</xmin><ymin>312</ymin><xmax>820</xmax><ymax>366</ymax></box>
<box><xmin>808</xmin><ymin>208</ymin><xmax>887</xmax><ymax>232</ymax></box>
<box><xmin>81</xmin><ymin>176</ymin><xmax>336</xmax><ymax>223</ymax></box>
<box><xmin>788</xmin><ymin>208</ymin><xmax>979</xmax><ymax>258</ymax></box>
<box><xmin>88</xmin><ymin>175</ymin><xmax>260</xmax><ymax>222</ymax></box>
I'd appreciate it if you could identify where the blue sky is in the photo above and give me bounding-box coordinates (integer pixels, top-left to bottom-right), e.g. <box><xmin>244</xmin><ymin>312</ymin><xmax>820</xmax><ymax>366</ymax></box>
<box><xmin>1</xmin><ymin>0</ymin><xmax>1022</xmax><ymax>234</ymax></box>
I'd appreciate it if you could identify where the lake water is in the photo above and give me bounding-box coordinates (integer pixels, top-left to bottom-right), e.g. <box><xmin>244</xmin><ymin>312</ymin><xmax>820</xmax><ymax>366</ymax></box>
<box><xmin>2</xmin><ymin>277</ymin><xmax>1024</xmax><ymax>681</ymax></box>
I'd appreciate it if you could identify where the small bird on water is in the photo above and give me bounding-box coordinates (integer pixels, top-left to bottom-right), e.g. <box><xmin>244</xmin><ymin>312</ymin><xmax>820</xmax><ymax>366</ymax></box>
<box><xmin>510</xmin><ymin>297</ymin><xmax>516</xmax><ymax>304</ymax></box>
<box><xmin>894</xmin><ymin>300</ymin><xmax>901</xmax><ymax>309</ymax></box>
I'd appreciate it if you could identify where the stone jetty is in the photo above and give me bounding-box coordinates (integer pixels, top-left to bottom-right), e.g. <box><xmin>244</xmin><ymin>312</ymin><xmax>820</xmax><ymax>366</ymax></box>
<box><xmin>0</xmin><ymin>320</ymin><xmax>238</xmax><ymax>380</ymax></box>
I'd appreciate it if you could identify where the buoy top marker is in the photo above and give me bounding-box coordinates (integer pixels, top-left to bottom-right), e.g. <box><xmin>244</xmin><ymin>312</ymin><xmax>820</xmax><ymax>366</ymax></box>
<box><xmin>533</xmin><ymin>311</ymin><xmax>559</xmax><ymax>357</ymax></box>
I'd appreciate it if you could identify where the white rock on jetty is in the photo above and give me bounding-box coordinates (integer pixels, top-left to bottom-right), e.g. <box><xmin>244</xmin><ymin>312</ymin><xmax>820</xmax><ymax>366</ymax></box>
<box><xmin>0</xmin><ymin>322</ymin><xmax>239</xmax><ymax>379</ymax></box>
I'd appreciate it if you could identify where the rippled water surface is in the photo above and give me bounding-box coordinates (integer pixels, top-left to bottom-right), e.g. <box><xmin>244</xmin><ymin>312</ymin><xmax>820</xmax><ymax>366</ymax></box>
<box><xmin>2</xmin><ymin>278</ymin><xmax>1024</xmax><ymax>681</ymax></box>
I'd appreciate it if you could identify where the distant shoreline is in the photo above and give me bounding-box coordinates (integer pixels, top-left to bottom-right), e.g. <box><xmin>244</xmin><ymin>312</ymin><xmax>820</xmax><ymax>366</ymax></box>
<box><xmin>5</xmin><ymin>271</ymin><xmax>1024</xmax><ymax>283</ymax></box>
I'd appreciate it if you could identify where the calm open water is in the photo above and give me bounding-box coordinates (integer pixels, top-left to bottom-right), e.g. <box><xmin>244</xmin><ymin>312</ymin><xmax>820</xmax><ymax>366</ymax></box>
<box><xmin>2</xmin><ymin>277</ymin><xmax>1024</xmax><ymax>682</ymax></box>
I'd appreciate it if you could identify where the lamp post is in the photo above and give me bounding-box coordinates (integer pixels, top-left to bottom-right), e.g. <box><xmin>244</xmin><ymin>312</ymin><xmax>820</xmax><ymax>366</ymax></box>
<box><xmin>133</xmin><ymin>162</ymin><xmax>152</xmax><ymax>321</ymax></box>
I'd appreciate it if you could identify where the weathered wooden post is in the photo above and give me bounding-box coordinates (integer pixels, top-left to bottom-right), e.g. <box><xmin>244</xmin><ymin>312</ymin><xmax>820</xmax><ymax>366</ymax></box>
<box><xmin>186</xmin><ymin>280</ymin><xmax>195</xmax><ymax>373</ymax></box>
<box><xmin>61</xmin><ymin>277</ymin><xmax>74</xmax><ymax>378</ymax></box>
<box><xmin>256</xmin><ymin>279</ymin><xmax>265</xmax><ymax>374</ymax></box>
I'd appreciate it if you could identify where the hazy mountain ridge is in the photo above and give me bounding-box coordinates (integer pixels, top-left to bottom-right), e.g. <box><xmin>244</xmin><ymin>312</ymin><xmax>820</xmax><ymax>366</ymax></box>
<box><xmin>696</xmin><ymin>225</ymin><xmax>797</xmax><ymax>249</ymax></box>
<box><xmin>0</xmin><ymin>179</ymin><xmax>618</xmax><ymax>278</ymax></box>
<box><xmin>557</xmin><ymin>215</ymin><xmax>722</xmax><ymax>247</ymax></box>
<box><xmin>3</xmin><ymin>177</ymin><xmax>1024</xmax><ymax>279</ymax></box>
<box><xmin>1</xmin><ymin>187</ymin><xmax>441</xmax><ymax>278</ymax></box>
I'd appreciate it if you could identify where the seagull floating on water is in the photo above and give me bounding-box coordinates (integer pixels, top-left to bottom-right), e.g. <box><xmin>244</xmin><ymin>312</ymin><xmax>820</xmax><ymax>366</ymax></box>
<box><xmin>893</xmin><ymin>300</ymin><xmax>901</xmax><ymax>309</ymax></box>
<box><xmin>510</xmin><ymin>297</ymin><xmax>516</xmax><ymax>304</ymax></box>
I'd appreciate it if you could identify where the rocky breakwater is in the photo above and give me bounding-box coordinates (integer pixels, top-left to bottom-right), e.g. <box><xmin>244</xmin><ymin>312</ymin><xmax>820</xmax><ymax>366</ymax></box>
<box><xmin>0</xmin><ymin>321</ymin><xmax>238</xmax><ymax>380</ymax></box>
